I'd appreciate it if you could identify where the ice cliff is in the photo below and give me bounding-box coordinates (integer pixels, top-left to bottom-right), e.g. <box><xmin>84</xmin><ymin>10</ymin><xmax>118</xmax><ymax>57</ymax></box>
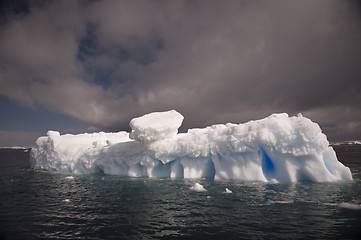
<box><xmin>30</xmin><ymin>110</ymin><xmax>353</xmax><ymax>182</ymax></box>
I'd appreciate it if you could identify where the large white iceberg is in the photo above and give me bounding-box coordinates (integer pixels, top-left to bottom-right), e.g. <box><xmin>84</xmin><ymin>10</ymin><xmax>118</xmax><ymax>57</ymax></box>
<box><xmin>30</xmin><ymin>110</ymin><xmax>353</xmax><ymax>182</ymax></box>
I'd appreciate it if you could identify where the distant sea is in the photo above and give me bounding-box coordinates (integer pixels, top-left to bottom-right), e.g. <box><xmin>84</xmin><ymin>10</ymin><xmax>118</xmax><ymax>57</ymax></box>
<box><xmin>0</xmin><ymin>145</ymin><xmax>360</xmax><ymax>239</ymax></box>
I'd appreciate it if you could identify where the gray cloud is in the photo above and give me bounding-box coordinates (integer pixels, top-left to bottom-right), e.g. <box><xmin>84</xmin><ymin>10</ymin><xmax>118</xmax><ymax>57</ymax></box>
<box><xmin>0</xmin><ymin>0</ymin><xmax>361</xmax><ymax>142</ymax></box>
<box><xmin>0</xmin><ymin>130</ymin><xmax>43</xmax><ymax>147</ymax></box>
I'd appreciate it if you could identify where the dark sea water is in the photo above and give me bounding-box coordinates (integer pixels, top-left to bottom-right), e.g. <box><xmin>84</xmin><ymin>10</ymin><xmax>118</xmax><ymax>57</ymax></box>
<box><xmin>0</xmin><ymin>145</ymin><xmax>361</xmax><ymax>240</ymax></box>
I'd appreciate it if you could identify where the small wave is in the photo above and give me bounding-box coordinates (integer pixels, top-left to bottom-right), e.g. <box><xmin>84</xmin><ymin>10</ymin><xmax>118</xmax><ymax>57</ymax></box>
<box><xmin>65</xmin><ymin>176</ymin><xmax>75</xmax><ymax>180</ymax></box>
<box><xmin>268</xmin><ymin>200</ymin><xmax>294</xmax><ymax>205</ymax></box>
<box><xmin>338</xmin><ymin>202</ymin><xmax>361</xmax><ymax>210</ymax></box>
<box><xmin>323</xmin><ymin>203</ymin><xmax>338</xmax><ymax>207</ymax></box>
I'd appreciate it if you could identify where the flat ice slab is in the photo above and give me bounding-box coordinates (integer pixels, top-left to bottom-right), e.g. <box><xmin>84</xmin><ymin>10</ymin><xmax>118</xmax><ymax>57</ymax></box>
<box><xmin>130</xmin><ymin>110</ymin><xmax>184</xmax><ymax>143</ymax></box>
<box><xmin>30</xmin><ymin>110</ymin><xmax>353</xmax><ymax>182</ymax></box>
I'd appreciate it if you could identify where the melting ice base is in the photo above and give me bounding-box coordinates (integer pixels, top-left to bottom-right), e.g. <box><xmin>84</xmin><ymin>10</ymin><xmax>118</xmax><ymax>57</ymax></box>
<box><xmin>31</xmin><ymin>110</ymin><xmax>353</xmax><ymax>183</ymax></box>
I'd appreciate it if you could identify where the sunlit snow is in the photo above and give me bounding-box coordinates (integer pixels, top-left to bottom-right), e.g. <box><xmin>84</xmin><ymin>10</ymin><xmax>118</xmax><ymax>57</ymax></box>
<box><xmin>30</xmin><ymin>110</ymin><xmax>353</xmax><ymax>182</ymax></box>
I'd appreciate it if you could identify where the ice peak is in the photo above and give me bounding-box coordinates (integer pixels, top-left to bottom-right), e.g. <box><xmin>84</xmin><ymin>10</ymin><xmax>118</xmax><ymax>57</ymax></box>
<box><xmin>129</xmin><ymin>110</ymin><xmax>184</xmax><ymax>143</ymax></box>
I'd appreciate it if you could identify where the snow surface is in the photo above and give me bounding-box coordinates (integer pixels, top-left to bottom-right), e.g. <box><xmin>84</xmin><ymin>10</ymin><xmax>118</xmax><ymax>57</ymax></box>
<box><xmin>30</xmin><ymin>110</ymin><xmax>353</xmax><ymax>182</ymax></box>
<box><xmin>129</xmin><ymin>110</ymin><xmax>184</xmax><ymax>143</ymax></box>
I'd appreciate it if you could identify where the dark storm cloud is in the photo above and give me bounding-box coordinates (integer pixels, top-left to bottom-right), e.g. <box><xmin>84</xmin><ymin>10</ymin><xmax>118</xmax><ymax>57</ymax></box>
<box><xmin>0</xmin><ymin>0</ymin><xmax>360</xmax><ymax>141</ymax></box>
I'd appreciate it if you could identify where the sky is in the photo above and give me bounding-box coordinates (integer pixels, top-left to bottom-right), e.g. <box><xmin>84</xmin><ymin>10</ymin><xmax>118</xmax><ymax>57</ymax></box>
<box><xmin>0</xmin><ymin>0</ymin><xmax>361</xmax><ymax>147</ymax></box>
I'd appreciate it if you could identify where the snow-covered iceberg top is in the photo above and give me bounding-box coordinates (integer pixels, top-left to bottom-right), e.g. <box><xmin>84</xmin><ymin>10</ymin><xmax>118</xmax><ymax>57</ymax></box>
<box><xmin>129</xmin><ymin>110</ymin><xmax>184</xmax><ymax>143</ymax></box>
<box><xmin>30</xmin><ymin>110</ymin><xmax>353</xmax><ymax>183</ymax></box>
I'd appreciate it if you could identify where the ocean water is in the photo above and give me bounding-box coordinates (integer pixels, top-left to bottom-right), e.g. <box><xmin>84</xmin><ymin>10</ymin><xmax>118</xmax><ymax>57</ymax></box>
<box><xmin>0</xmin><ymin>146</ymin><xmax>360</xmax><ymax>239</ymax></box>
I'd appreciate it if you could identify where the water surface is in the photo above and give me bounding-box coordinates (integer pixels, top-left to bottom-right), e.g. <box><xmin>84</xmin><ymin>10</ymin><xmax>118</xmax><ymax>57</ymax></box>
<box><xmin>0</xmin><ymin>146</ymin><xmax>360</xmax><ymax>239</ymax></box>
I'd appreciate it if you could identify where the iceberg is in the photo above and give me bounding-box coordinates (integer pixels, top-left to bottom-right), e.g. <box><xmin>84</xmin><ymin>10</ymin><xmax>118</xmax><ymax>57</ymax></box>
<box><xmin>30</xmin><ymin>110</ymin><xmax>353</xmax><ymax>182</ymax></box>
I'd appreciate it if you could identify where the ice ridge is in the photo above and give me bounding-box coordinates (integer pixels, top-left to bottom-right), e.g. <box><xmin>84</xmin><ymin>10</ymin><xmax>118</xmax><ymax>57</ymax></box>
<box><xmin>30</xmin><ymin>110</ymin><xmax>353</xmax><ymax>182</ymax></box>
